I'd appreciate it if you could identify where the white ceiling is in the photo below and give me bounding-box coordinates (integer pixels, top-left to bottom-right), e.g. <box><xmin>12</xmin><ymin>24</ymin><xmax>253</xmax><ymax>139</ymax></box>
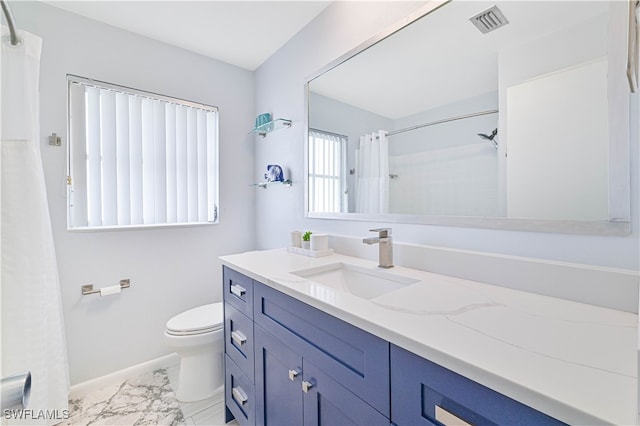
<box><xmin>43</xmin><ymin>1</ymin><xmax>331</xmax><ymax>71</ymax></box>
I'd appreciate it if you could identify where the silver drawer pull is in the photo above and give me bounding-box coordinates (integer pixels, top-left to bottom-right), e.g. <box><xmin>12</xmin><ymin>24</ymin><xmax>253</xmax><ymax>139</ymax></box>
<box><xmin>231</xmin><ymin>330</ymin><xmax>247</xmax><ymax>346</ymax></box>
<box><xmin>230</xmin><ymin>283</ymin><xmax>246</xmax><ymax>297</ymax></box>
<box><xmin>435</xmin><ymin>406</ymin><xmax>472</xmax><ymax>426</ymax></box>
<box><xmin>232</xmin><ymin>386</ymin><xmax>248</xmax><ymax>406</ymax></box>
<box><xmin>302</xmin><ymin>380</ymin><xmax>314</xmax><ymax>393</ymax></box>
<box><xmin>288</xmin><ymin>368</ymin><xmax>301</xmax><ymax>381</ymax></box>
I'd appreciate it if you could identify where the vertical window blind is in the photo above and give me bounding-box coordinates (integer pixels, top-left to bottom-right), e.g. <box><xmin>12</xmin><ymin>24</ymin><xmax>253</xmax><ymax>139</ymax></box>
<box><xmin>308</xmin><ymin>129</ymin><xmax>347</xmax><ymax>213</ymax></box>
<box><xmin>67</xmin><ymin>76</ymin><xmax>219</xmax><ymax>229</ymax></box>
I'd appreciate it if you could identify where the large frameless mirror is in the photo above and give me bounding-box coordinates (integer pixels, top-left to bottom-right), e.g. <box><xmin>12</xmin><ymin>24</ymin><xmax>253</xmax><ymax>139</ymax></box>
<box><xmin>305</xmin><ymin>0</ymin><xmax>631</xmax><ymax>235</ymax></box>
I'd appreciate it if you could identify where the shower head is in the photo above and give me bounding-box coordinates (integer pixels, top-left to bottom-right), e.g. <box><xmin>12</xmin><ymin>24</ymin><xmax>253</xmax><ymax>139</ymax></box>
<box><xmin>478</xmin><ymin>128</ymin><xmax>498</xmax><ymax>149</ymax></box>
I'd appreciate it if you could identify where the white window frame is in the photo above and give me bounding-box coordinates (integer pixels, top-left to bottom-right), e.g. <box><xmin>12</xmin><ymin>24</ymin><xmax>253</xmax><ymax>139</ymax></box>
<box><xmin>67</xmin><ymin>75</ymin><xmax>219</xmax><ymax>230</ymax></box>
<box><xmin>308</xmin><ymin>129</ymin><xmax>348</xmax><ymax>213</ymax></box>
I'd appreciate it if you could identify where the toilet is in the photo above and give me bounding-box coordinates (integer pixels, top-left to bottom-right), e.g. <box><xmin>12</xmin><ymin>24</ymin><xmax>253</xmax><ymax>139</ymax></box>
<box><xmin>164</xmin><ymin>303</ymin><xmax>224</xmax><ymax>402</ymax></box>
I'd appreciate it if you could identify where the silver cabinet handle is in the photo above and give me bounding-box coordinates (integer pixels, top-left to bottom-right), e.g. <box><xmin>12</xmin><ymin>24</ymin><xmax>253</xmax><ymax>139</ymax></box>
<box><xmin>302</xmin><ymin>380</ymin><xmax>314</xmax><ymax>393</ymax></box>
<box><xmin>231</xmin><ymin>330</ymin><xmax>247</xmax><ymax>346</ymax></box>
<box><xmin>435</xmin><ymin>406</ymin><xmax>472</xmax><ymax>426</ymax></box>
<box><xmin>232</xmin><ymin>386</ymin><xmax>248</xmax><ymax>406</ymax></box>
<box><xmin>230</xmin><ymin>283</ymin><xmax>246</xmax><ymax>297</ymax></box>
<box><xmin>288</xmin><ymin>368</ymin><xmax>301</xmax><ymax>381</ymax></box>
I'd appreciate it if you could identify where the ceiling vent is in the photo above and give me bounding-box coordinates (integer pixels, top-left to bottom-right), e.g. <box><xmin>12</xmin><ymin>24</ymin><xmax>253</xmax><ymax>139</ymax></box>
<box><xmin>469</xmin><ymin>5</ymin><xmax>509</xmax><ymax>34</ymax></box>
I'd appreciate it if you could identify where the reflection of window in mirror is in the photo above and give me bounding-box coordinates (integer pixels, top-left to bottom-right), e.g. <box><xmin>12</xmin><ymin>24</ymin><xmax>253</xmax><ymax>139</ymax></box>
<box><xmin>308</xmin><ymin>129</ymin><xmax>347</xmax><ymax>213</ymax></box>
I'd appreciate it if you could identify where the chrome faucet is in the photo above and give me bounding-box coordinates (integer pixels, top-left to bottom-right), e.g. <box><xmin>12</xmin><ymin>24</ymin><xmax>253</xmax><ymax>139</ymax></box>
<box><xmin>363</xmin><ymin>228</ymin><xmax>393</xmax><ymax>268</ymax></box>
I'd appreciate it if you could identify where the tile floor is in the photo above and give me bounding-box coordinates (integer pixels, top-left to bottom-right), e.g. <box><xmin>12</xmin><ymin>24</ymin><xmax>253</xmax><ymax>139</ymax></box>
<box><xmin>62</xmin><ymin>366</ymin><xmax>237</xmax><ymax>425</ymax></box>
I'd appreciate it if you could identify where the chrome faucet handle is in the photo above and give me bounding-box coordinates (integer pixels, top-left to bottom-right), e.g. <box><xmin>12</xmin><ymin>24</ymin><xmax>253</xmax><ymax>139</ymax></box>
<box><xmin>366</xmin><ymin>228</ymin><xmax>393</xmax><ymax>268</ymax></box>
<box><xmin>369</xmin><ymin>228</ymin><xmax>392</xmax><ymax>238</ymax></box>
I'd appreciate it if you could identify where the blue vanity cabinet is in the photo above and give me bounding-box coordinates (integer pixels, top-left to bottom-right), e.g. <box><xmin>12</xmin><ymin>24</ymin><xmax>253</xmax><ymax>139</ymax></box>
<box><xmin>390</xmin><ymin>345</ymin><xmax>566</xmax><ymax>426</ymax></box>
<box><xmin>223</xmin><ymin>266</ymin><xmax>255</xmax><ymax>426</ymax></box>
<box><xmin>223</xmin><ymin>265</ymin><xmax>566</xmax><ymax>426</ymax></box>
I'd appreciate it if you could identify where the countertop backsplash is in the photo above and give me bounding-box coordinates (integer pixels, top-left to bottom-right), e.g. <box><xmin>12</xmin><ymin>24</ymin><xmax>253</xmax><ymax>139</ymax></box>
<box><xmin>329</xmin><ymin>234</ymin><xmax>639</xmax><ymax>313</ymax></box>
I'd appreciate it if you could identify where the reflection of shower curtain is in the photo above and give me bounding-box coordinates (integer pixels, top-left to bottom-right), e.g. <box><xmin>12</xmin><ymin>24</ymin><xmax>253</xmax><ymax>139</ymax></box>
<box><xmin>355</xmin><ymin>130</ymin><xmax>389</xmax><ymax>214</ymax></box>
<box><xmin>1</xmin><ymin>27</ymin><xmax>70</xmax><ymax>422</ymax></box>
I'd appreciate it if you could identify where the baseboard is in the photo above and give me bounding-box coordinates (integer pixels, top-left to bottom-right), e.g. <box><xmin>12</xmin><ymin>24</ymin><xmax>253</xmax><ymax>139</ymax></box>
<box><xmin>69</xmin><ymin>353</ymin><xmax>179</xmax><ymax>399</ymax></box>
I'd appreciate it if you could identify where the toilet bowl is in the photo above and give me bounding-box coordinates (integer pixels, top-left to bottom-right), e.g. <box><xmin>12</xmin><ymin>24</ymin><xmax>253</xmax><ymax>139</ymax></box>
<box><xmin>164</xmin><ymin>303</ymin><xmax>224</xmax><ymax>402</ymax></box>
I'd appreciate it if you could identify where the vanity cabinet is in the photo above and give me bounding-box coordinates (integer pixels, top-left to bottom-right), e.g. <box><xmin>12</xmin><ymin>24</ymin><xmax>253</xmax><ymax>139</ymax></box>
<box><xmin>222</xmin><ymin>266</ymin><xmax>565</xmax><ymax>426</ymax></box>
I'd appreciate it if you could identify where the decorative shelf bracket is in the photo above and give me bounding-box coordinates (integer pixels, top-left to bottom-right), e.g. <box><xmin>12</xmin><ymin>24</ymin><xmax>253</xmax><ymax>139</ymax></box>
<box><xmin>251</xmin><ymin>179</ymin><xmax>293</xmax><ymax>189</ymax></box>
<box><xmin>252</xmin><ymin>118</ymin><xmax>292</xmax><ymax>137</ymax></box>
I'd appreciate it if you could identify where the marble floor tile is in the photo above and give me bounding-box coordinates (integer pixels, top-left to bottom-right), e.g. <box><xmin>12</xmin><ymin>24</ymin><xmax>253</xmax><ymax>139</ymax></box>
<box><xmin>62</xmin><ymin>367</ymin><xmax>237</xmax><ymax>426</ymax></box>
<box><xmin>62</xmin><ymin>369</ymin><xmax>184</xmax><ymax>426</ymax></box>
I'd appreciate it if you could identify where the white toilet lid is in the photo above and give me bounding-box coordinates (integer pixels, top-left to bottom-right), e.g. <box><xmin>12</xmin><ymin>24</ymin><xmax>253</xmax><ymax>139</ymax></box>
<box><xmin>166</xmin><ymin>303</ymin><xmax>223</xmax><ymax>335</ymax></box>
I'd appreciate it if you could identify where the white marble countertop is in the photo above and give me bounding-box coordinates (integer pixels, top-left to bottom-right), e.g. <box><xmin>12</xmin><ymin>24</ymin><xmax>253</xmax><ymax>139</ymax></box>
<box><xmin>219</xmin><ymin>248</ymin><xmax>637</xmax><ymax>425</ymax></box>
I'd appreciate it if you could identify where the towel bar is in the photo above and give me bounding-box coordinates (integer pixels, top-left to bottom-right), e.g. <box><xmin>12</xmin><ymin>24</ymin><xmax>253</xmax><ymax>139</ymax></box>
<box><xmin>82</xmin><ymin>279</ymin><xmax>130</xmax><ymax>295</ymax></box>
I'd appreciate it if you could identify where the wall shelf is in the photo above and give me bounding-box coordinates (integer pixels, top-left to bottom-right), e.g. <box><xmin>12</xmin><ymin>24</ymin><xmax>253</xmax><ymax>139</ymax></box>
<box><xmin>252</xmin><ymin>118</ymin><xmax>292</xmax><ymax>137</ymax></box>
<box><xmin>251</xmin><ymin>180</ymin><xmax>292</xmax><ymax>189</ymax></box>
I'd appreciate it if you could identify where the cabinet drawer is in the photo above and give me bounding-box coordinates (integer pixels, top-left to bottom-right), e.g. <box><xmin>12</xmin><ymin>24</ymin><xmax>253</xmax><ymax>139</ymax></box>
<box><xmin>225</xmin><ymin>354</ymin><xmax>255</xmax><ymax>426</ymax></box>
<box><xmin>254</xmin><ymin>281</ymin><xmax>390</xmax><ymax>417</ymax></box>
<box><xmin>224</xmin><ymin>303</ymin><xmax>254</xmax><ymax>380</ymax></box>
<box><xmin>391</xmin><ymin>345</ymin><xmax>566</xmax><ymax>426</ymax></box>
<box><xmin>223</xmin><ymin>266</ymin><xmax>254</xmax><ymax>317</ymax></box>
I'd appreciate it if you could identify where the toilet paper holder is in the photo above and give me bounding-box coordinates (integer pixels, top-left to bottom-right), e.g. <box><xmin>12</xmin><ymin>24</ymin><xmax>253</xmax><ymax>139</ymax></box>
<box><xmin>82</xmin><ymin>279</ymin><xmax>130</xmax><ymax>296</ymax></box>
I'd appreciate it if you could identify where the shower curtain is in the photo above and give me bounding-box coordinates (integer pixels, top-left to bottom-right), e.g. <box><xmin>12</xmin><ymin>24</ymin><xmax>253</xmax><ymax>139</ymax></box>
<box><xmin>1</xmin><ymin>27</ymin><xmax>69</xmax><ymax>423</ymax></box>
<box><xmin>355</xmin><ymin>130</ymin><xmax>389</xmax><ymax>214</ymax></box>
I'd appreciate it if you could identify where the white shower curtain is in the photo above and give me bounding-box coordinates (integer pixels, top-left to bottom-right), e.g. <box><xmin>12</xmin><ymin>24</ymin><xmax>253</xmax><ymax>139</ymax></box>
<box><xmin>355</xmin><ymin>130</ymin><xmax>389</xmax><ymax>214</ymax></box>
<box><xmin>1</xmin><ymin>27</ymin><xmax>70</xmax><ymax>423</ymax></box>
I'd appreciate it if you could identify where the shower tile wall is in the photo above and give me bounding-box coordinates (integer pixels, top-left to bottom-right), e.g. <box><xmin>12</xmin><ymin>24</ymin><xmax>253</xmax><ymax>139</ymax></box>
<box><xmin>389</xmin><ymin>143</ymin><xmax>499</xmax><ymax>216</ymax></box>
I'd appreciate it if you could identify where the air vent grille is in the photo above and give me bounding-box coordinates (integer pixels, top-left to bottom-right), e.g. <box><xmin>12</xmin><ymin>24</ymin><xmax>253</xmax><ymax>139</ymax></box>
<box><xmin>469</xmin><ymin>5</ymin><xmax>509</xmax><ymax>34</ymax></box>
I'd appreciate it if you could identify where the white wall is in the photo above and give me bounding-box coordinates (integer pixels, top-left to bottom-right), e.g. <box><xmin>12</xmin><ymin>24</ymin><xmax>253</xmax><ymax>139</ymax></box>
<box><xmin>254</xmin><ymin>1</ymin><xmax>640</xmax><ymax>271</ymax></box>
<box><xmin>12</xmin><ymin>2</ymin><xmax>255</xmax><ymax>384</ymax></box>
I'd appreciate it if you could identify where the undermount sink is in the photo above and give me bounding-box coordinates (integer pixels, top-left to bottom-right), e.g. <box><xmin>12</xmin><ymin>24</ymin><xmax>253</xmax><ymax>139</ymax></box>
<box><xmin>291</xmin><ymin>262</ymin><xmax>420</xmax><ymax>300</ymax></box>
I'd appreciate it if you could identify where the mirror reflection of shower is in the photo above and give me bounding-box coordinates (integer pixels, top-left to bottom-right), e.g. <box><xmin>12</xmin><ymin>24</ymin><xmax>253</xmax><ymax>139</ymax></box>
<box><xmin>478</xmin><ymin>128</ymin><xmax>498</xmax><ymax>149</ymax></box>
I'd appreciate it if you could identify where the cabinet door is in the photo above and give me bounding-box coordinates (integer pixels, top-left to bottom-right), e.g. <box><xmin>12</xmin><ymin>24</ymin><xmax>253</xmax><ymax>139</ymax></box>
<box><xmin>255</xmin><ymin>325</ymin><xmax>304</xmax><ymax>426</ymax></box>
<box><xmin>254</xmin><ymin>281</ymin><xmax>390</xmax><ymax>416</ymax></box>
<box><xmin>302</xmin><ymin>361</ymin><xmax>390</xmax><ymax>426</ymax></box>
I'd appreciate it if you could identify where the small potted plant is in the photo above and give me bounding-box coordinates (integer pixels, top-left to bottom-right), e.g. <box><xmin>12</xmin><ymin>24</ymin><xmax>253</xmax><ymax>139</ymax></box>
<box><xmin>302</xmin><ymin>231</ymin><xmax>312</xmax><ymax>250</ymax></box>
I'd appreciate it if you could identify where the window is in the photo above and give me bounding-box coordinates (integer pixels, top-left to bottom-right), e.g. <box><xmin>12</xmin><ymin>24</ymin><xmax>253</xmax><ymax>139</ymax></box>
<box><xmin>67</xmin><ymin>75</ymin><xmax>219</xmax><ymax>229</ymax></box>
<box><xmin>308</xmin><ymin>129</ymin><xmax>347</xmax><ymax>213</ymax></box>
